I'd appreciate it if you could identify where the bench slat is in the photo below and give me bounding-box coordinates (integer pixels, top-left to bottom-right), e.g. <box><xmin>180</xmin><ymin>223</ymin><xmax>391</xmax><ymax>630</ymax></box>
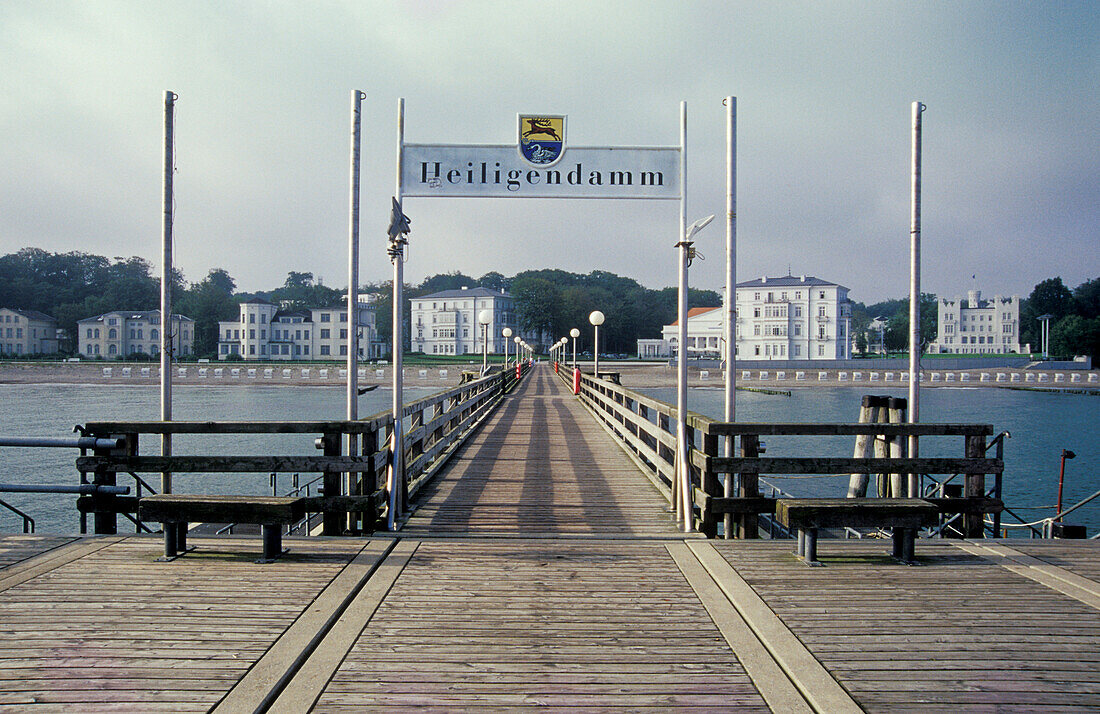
<box><xmin>137</xmin><ymin>494</ymin><xmax>305</xmax><ymax>524</ymax></box>
<box><xmin>776</xmin><ymin>498</ymin><xmax>938</xmax><ymax>530</ymax></box>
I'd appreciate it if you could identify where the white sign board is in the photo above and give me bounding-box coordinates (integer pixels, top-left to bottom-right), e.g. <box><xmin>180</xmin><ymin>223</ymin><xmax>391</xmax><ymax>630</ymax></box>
<box><xmin>402</xmin><ymin>144</ymin><xmax>680</xmax><ymax>200</ymax></box>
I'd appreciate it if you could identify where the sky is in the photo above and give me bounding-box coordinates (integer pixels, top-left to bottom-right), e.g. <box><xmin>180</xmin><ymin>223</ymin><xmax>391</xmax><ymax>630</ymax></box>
<box><xmin>1</xmin><ymin>0</ymin><xmax>1097</xmax><ymax>305</ymax></box>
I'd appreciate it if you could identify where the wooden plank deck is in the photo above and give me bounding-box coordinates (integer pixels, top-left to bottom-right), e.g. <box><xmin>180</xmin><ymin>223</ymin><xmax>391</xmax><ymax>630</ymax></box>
<box><xmin>401</xmin><ymin>366</ymin><xmax>681</xmax><ymax>537</ymax></box>
<box><xmin>1</xmin><ymin>366</ymin><xmax>1098</xmax><ymax>710</ymax></box>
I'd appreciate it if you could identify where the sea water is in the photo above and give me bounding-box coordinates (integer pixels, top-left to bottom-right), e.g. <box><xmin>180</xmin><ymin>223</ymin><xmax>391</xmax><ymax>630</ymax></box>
<box><xmin>0</xmin><ymin>382</ymin><xmax>1096</xmax><ymax>535</ymax></box>
<box><xmin>640</xmin><ymin>385</ymin><xmax>1099</xmax><ymax>535</ymax></box>
<box><xmin>0</xmin><ymin>383</ymin><xmax>433</xmax><ymax>534</ymax></box>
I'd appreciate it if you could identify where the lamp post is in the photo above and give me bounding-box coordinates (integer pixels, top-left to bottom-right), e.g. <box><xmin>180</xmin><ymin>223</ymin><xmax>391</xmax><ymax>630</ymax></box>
<box><xmin>570</xmin><ymin>328</ymin><xmax>580</xmax><ymax>369</ymax></box>
<box><xmin>1056</xmin><ymin>449</ymin><xmax>1076</xmax><ymax>521</ymax></box>
<box><xmin>589</xmin><ymin>311</ymin><xmax>605</xmax><ymax>378</ymax></box>
<box><xmin>675</xmin><ymin>213</ymin><xmax>715</xmax><ymax>533</ymax></box>
<box><xmin>513</xmin><ymin>336</ymin><xmax>521</xmax><ymax>366</ymax></box>
<box><xmin>1037</xmin><ymin>314</ymin><xmax>1054</xmax><ymax>359</ymax></box>
<box><xmin>502</xmin><ymin>327</ymin><xmax>512</xmax><ymax>369</ymax></box>
<box><xmin>478</xmin><ymin>309</ymin><xmax>492</xmax><ymax>374</ymax></box>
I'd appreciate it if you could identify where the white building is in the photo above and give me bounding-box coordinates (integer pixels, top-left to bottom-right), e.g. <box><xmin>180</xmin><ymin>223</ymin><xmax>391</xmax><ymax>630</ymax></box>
<box><xmin>217</xmin><ymin>298</ymin><xmax>386</xmax><ymax>361</ymax></box>
<box><xmin>0</xmin><ymin>308</ymin><xmax>59</xmax><ymax>356</ymax></box>
<box><xmin>929</xmin><ymin>289</ymin><xmax>1023</xmax><ymax>355</ymax></box>
<box><xmin>642</xmin><ymin>274</ymin><xmax>853</xmax><ymax>361</ymax></box>
<box><xmin>78</xmin><ymin>310</ymin><xmax>194</xmax><ymax>359</ymax></box>
<box><xmin>411</xmin><ymin>287</ymin><xmax>531</xmax><ymax>355</ymax></box>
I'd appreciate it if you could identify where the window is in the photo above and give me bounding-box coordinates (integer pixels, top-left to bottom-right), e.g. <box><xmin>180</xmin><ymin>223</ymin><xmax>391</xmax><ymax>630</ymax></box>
<box><xmin>320</xmin><ymin>329</ymin><xmax>330</xmax><ymax>339</ymax></box>
<box><xmin>152</xmin><ymin>329</ymin><xmax>159</xmax><ymax>340</ymax></box>
<box><xmin>819</xmin><ymin>291</ymin><xmax>826</xmax><ymax>299</ymax></box>
<box><xmin>249</xmin><ymin>314</ymin><xmax>255</xmax><ymax>323</ymax></box>
<box><xmin>753</xmin><ymin>292</ymin><xmax>760</xmax><ymax>300</ymax></box>
<box><xmin>818</xmin><ymin>344</ymin><xmax>825</xmax><ymax>356</ymax></box>
<box><xmin>320</xmin><ymin>313</ymin><xmax>331</xmax><ymax>322</ymax></box>
<box><xmin>260</xmin><ymin>329</ymin><xmax>266</xmax><ymax>339</ymax></box>
<box><xmin>261</xmin><ymin>314</ymin><xmax>267</xmax><ymax>323</ymax></box>
<box><xmin>320</xmin><ymin>345</ymin><xmax>330</xmax><ymax>355</ymax></box>
<box><xmin>340</xmin><ymin>329</ymin><xmax>347</xmax><ymax>339</ymax></box>
<box><xmin>818</xmin><ymin>305</ymin><xmax>826</xmax><ymax>317</ymax></box>
<box><xmin>753</xmin><ymin>308</ymin><xmax>761</xmax><ymax>318</ymax></box>
<box><xmin>340</xmin><ymin>313</ymin><xmax>347</xmax><ymax>322</ymax></box>
<box><xmin>340</xmin><ymin>345</ymin><xmax>347</xmax><ymax>356</ymax></box>
<box><xmin>249</xmin><ymin>345</ymin><xmax>255</xmax><ymax>355</ymax></box>
<box><xmin>249</xmin><ymin>329</ymin><xmax>255</xmax><ymax>339</ymax></box>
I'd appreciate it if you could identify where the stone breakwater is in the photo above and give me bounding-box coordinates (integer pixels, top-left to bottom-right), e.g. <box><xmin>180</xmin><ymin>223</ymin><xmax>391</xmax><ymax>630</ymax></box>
<box><xmin>1</xmin><ymin>361</ymin><xmax>1096</xmax><ymax>391</ymax></box>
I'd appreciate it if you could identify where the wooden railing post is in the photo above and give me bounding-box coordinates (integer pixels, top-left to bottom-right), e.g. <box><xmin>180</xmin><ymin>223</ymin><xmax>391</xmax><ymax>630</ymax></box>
<box><xmin>737</xmin><ymin>434</ymin><xmax>760</xmax><ymax>539</ymax></box>
<box><xmin>320</xmin><ymin>431</ymin><xmax>343</xmax><ymax>535</ymax></box>
<box><xmin>701</xmin><ymin>428</ymin><xmax>720</xmax><ymax>538</ymax></box>
<box><xmin>964</xmin><ymin>434</ymin><xmax>986</xmax><ymax>538</ymax></box>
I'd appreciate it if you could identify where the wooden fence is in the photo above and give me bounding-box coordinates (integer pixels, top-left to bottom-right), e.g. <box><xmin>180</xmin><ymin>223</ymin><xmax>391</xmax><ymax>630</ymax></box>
<box><xmin>75</xmin><ymin>364</ymin><xmax>525</xmax><ymax>535</ymax></box>
<box><xmin>555</xmin><ymin>365</ymin><xmax>1004</xmax><ymax>538</ymax></box>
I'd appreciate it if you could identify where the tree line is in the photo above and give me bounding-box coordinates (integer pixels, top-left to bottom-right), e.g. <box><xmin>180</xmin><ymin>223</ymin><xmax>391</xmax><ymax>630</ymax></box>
<box><xmin>2</xmin><ymin>247</ymin><xmax>1095</xmax><ymax>360</ymax></box>
<box><xmin>849</xmin><ymin>277</ymin><xmax>1100</xmax><ymax>360</ymax></box>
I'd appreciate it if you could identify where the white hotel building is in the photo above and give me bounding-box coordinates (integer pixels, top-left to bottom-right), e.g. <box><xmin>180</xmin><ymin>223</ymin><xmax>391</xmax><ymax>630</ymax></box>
<box><xmin>0</xmin><ymin>308</ymin><xmax>58</xmax><ymax>356</ymax></box>
<box><xmin>411</xmin><ymin>287</ymin><xmax>534</xmax><ymax>355</ymax></box>
<box><xmin>649</xmin><ymin>274</ymin><xmax>853</xmax><ymax>361</ymax></box>
<box><xmin>78</xmin><ymin>310</ymin><xmax>195</xmax><ymax>358</ymax></box>
<box><xmin>928</xmin><ymin>289</ymin><xmax>1023</xmax><ymax>355</ymax></box>
<box><xmin>218</xmin><ymin>298</ymin><xmax>386</xmax><ymax>361</ymax></box>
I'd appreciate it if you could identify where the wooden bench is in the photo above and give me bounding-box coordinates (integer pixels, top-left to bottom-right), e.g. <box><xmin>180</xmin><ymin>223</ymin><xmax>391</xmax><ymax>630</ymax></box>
<box><xmin>775</xmin><ymin>498</ymin><xmax>939</xmax><ymax>566</ymax></box>
<box><xmin>138</xmin><ymin>494</ymin><xmax>306</xmax><ymax>563</ymax></box>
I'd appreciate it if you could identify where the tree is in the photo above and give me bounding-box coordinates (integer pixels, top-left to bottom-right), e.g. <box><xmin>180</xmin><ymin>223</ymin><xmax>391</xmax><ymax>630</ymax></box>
<box><xmin>1021</xmin><ymin>277</ymin><xmax>1075</xmax><ymax>349</ymax></box>
<box><xmin>1073</xmin><ymin>277</ymin><xmax>1100</xmax><ymax>320</ymax></box>
<box><xmin>1050</xmin><ymin>314</ymin><xmax>1100</xmax><ymax>360</ymax></box>
<box><xmin>175</xmin><ymin>268</ymin><xmax>238</xmax><ymax>356</ymax></box>
<box><xmin>511</xmin><ymin>277</ymin><xmax>561</xmax><ymax>345</ymax></box>
<box><xmin>880</xmin><ymin>293</ymin><xmax>937</xmax><ymax>352</ymax></box>
<box><xmin>418</xmin><ymin>272</ymin><xmax>476</xmax><ymax>294</ymax></box>
<box><xmin>477</xmin><ymin>271</ymin><xmax>507</xmax><ymax>292</ymax></box>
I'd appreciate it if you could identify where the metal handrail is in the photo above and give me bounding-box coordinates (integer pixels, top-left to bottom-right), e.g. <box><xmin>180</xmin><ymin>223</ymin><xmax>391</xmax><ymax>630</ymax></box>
<box><xmin>0</xmin><ymin>499</ymin><xmax>34</xmax><ymax>533</ymax></box>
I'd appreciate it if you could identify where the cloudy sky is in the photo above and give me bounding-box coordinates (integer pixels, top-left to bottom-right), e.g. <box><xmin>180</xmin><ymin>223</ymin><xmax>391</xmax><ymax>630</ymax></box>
<box><xmin>2</xmin><ymin>1</ymin><xmax>1096</xmax><ymax>303</ymax></box>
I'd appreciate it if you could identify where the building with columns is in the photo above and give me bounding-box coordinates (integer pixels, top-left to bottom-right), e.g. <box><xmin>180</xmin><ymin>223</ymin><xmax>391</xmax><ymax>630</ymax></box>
<box><xmin>217</xmin><ymin>298</ymin><xmax>387</xmax><ymax>361</ymax></box>
<box><xmin>77</xmin><ymin>310</ymin><xmax>194</xmax><ymax>359</ymax></box>
<box><xmin>411</xmin><ymin>287</ymin><xmax>536</xmax><ymax>356</ymax></box>
<box><xmin>644</xmin><ymin>274</ymin><xmax>853</xmax><ymax>361</ymax></box>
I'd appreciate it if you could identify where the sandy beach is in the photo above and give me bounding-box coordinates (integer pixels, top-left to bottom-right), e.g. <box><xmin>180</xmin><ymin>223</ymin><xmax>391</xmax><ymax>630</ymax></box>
<box><xmin>1</xmin><ymin>360</ymin><xmax>1096</xmax><ymax>392</ymax></box>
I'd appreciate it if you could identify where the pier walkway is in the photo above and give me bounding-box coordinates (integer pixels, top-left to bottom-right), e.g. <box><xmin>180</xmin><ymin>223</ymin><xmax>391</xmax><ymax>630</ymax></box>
<box><xmin>401</xmin><ymin>365</ymin><xmax>680</xmax><ymax>536</ymax></box>
<box><xmin>0</xmin><ymin>365</ymin><xmax>1097</xmax><ymax>711</ymax></box>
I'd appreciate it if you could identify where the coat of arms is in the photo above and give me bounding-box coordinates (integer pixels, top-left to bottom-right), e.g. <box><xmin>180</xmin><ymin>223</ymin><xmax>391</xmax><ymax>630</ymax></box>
<box><xmin>518</xmin><ymin>115</ymin><xmax>566</xmax><ymax>167</ymax></box>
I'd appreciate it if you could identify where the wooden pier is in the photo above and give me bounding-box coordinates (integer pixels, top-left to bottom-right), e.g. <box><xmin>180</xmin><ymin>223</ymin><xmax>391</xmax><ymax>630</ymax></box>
<box><xmin>0</xmin><ymin>366</ymin><xmax>1098</xmax><ymax>711</ymax></box>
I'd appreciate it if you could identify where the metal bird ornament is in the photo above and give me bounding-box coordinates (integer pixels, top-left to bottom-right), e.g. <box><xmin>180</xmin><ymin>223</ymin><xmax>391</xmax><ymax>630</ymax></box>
<box><xmin>388</xmin><ymin>197</ymin><xmax>411</xmax><ymax>239</ymax></box>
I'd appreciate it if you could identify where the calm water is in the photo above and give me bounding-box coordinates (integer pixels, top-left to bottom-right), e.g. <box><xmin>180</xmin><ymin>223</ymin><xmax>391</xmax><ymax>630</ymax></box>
<box><xmin>0</xmin><ymin>382</ymin><xmax>1096</xmax><ymax>535</ymax></box>
<box><xmin>642</xmin><ymin>385</ymin><xmax>1098</xmax><ymax>535</ymax></box>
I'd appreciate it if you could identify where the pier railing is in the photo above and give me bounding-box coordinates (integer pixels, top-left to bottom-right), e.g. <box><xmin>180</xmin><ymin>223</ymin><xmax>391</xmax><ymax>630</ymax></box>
<box><xmin>75</xmin><ymin>364</ymin><xmax>522</xmax><ymax>535</ymax></box>
<box><xmin>556</xmin><ymin>365</ymin><xmax>1004</xmax><ymax>538</ymax></box>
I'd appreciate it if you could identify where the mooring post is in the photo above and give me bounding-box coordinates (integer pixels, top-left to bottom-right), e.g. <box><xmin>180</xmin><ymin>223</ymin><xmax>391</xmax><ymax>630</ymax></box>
<box><xmin>888</xmin><ymin>397</ymin><xmax>908</xmax><ymax>498</ymax></box>
<box><xmin>847</xmin><ymin>395</ymin><xmax>876</xmax><ymax>498</ymax></box>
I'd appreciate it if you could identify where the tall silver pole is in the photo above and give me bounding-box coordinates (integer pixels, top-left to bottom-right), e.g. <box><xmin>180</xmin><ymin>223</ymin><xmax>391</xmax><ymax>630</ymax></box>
<box><xmin>160</xmin><ymin>90</ymin><xmax>176</xmax><ymax>494</ymax></box>
<box><xmin>907</xmin><ymin>101</ymin><xmax>925</xmax><ymax>497</ymax></box>
<box><xmin>724</xmin><ymin>95</ymin><xmax>737</xmax><ymax>537</ymax></box>
<box><xmin>388</xmin><ymin>98</ymin><xmax>406</xmax><ymax>531</ymax></box>
<box><xmin>346</xmin><ymin>90</ymin><xmax>364</xmax><ymax>531</ymax></box>
<box><xmin>347</xmin><ymin>90</ymin><xmax>364</xmax><ymax>422</ymax></box>
<box><xmin>676</xmin><ymin>100</ymin><xmax>692</xmax><ymax>532</ymax></box>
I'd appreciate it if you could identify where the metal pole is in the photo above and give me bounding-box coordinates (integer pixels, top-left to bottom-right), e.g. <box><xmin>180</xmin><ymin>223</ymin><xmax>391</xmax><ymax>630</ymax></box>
<box><xmin>388</xmin><ymin>97</ymin><xmax>406</xmax><ymax>531</ymax></box>
<box><xmin>724</xmin><ymin>95</ymin><xmax>737</xmax><ymax>537</ymax></box>
<box><xmin>482</xmin><ymin>323</ymin><xmax>488</xmax><ymax>372</ymax></box>
<box><xmin>347</xmin><ymin>90</ymin><xmax>364</xmax><ymax>422</ymax></box>
<box><xmin>346</xmin><ymin>90</ymin><xmax>364</xmax><ymax>531</ymax></box>
<box><xmin>907</xmin><ymin>101</ymin><xmax>925</xmax><ymax>495</ymax></box>
<box><xmin>676</xmin><ymin>100</ymin><xmax>692</xmax><ymax>532</ymax></box>
<box><xmin>593</xmin><ymin>325</ymin><xmax>599</xmax><ymax>376</ymax></box>
<box><xmin>160</xmin><ymin>90</ymin><xmax>176</xmax><ymax>495</ymax></box>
